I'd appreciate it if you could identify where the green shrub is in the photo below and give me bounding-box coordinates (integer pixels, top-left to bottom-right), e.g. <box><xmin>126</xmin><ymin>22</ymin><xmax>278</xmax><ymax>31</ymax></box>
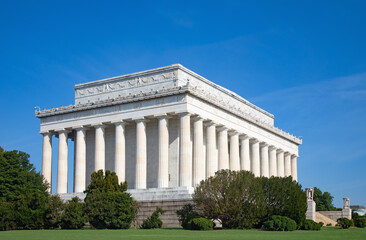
<box><xmin>193</xmin><ymin>170</ymin><xmax>266</xmax><ymax>229</ymax></box>
<box><xmin>352</xmin><ymin>212</ymin><xmax>366</xmax><ymax>228</ymax></box>
<box><xmin>263</xmin><ymin>215</ymin><xmax>297</xmax><ymax>231</ymax></box>
<box><xmin>0</xmin><ymin>202</ymin><xmax>17</xmax><ymax>231</ymax></box>
<box><xmin>188</xmin><ymin>217</ymin><xmax>213</xmax><ymax>230</ymax></box>
<box><xmin>14</xmin><ymin>191</ymin><xmax>48</xmax><ymax>230</ymax></box>
<box><xmin>141</xmin><ymin>207</ymin><xmax>165</xmax><ymax>229</ymax></box>
<box><xmin>326</xmin><ymin>223</ymin><xmax>332</xmax><ymax>226</ymax></box>
<box><xmin>84</xmin><ymin>170</ymin><xmax>137</xmax><ymax>229</ymax></box>
<box><xmin>176</xmin><ymin>204</ymin><xmax>202</xmax><ymax>229</ymax></box>
<box><xmin>60</xmin><ymin>197</ymin><xmax>85</xmax><ymax>229</ymax></box>
<box><xmin>301</xmin><ymin>219</ymin><xmax>323</xmax><ymax>230</ymax></box>
<box><xmin>44</xmin><ymin>195</ymin><xmax>64</xmax><ymax>229</ymax></box>
<box><xmin>0</xmin><ymin>148</ymin><xmax>49</xmax><ymax>231</ymax></box>
<box><xmin>337</xmin><ymin>218</ymin><xmax>352</xmax><ymax>229</ymax></box>
<box><xmin>260</xmin><ymin>176</ymin><xmax>307</xmax><ymax>225</ymax></box>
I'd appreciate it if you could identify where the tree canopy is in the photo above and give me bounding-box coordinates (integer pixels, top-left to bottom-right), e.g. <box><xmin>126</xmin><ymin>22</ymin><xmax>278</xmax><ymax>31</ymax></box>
<box><xmin>193</xmin><ymin>170</ymin><xmax>307</xmax><ymax>229</ymax></box>
<box><xmin>0</xmin><ymin>148</ymin><xmax>48</xmax><ymax>202</ymax></box>
<box><xmin>313</xmin><ymin>187</ymin><xmax>337</xmax><ymax>211</ymax></box>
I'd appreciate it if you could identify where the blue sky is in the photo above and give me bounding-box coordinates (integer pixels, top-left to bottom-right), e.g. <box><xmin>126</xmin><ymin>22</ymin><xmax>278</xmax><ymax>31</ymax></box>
<box><xmin>0</xmin><ymin>1</ymin><xmax>365</xmax><ymax>207</ymax></box>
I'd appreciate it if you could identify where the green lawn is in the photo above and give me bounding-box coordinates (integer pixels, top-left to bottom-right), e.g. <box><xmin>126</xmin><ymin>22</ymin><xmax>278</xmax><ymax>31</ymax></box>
<box><xmin>0</xmin><ymin>227</ymin><xmax>365</xmax><ymax>240</ymax></box>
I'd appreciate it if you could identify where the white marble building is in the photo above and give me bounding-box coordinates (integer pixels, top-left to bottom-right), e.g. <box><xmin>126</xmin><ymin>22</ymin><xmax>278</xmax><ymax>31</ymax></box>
<box><xmin>36</xmin><ymin>64</ymin><xmax>302</xmax><ymax>199</ymax></box>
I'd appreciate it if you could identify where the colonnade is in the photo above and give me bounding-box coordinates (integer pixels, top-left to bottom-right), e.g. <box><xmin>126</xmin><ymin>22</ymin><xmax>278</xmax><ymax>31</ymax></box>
<box><xmin>41</xmin><ymin>112</ymin><xmax>298</xmax><ymax>194</ymax></box>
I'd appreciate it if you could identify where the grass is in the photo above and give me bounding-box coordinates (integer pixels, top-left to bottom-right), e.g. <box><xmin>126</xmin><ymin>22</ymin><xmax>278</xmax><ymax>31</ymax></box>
<box><xmin>0</xmin><ymin>227</ymin><xmax>365</xmax><ymax>240</ymax></box>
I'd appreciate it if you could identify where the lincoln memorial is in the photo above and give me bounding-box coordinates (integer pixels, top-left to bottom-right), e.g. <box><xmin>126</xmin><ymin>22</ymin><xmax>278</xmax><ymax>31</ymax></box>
<box><xmin>35</xmin><ymin>64</ymin><xmax>302</xmax><ymax>201</ymax></box>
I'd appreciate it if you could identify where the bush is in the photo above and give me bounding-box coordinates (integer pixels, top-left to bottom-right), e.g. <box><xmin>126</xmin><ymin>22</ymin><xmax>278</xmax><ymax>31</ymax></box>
<box><xmin>193</xmin><ymin>170</ymin><xmax>266</xmax><ymax>229</ymax></box>
<box><xmin>84</xmin><ymin>170</ymin><xmax>137</xmax><ymax>229</ymax></box>
<box><xmin>352</xmin><ymin>212</ymin><xmax>366</xmax><ymax>228</ymax></box>
<box><xmin>301</xmin><ymin>219</ymin><xmax>323</xmax><ymax>230</ymax></box>
<box><xmin>60</xmin><ymin>197</ymin><xmax>85</xmax><ymax>229</ymax></box>
<box><xmin>188</xmin><ymin>217</ymin><xmax>213</xmax><ymax>230</ymax></box>
<box><xmin>14</xmin><ymin>191</ymin><xmax>48</xmax><ymax>230</ymax></box>
<box><xmin>337</xmin><ymin>218</ymin><xmax>352</xmax><ymax>229</ymax></box>
<box><xmin>141</xmin><ymin>207</ymin><xmax>165</xmax><ymax>229</ymax></box>
<box><xmin>260</xmin><ymin>176</ymin><xmax>307</xmax><ymax>225</ymax></box>
<box><xmin>0</xmin><ymin>202</ymin><xmax>16</xmax><ymax>231</ymax></box>
<box><xmin>44</xmin><ymin>195</ymin><xmax>64</xmax><ymax>229</ymax></box>
<box><xmin>326</xmin><ymin>223</ymin><xmax>332</xmax><ymax>226</ymax></box>
<box><xmin>176</xmin><ymin>204</ymin><xmax>202</xmax><ymax>229</ymax></box>
<box><xmin>263</xmin><ymin>215</ymin><xmax>297</xmax><ymax>231</ymax></box>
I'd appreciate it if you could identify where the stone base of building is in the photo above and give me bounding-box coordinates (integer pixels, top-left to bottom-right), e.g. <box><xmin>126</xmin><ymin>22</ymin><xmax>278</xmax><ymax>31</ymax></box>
<box><xmin>133</xmin><ymin>198</ymin><xmax>193</xmax><ymax>228</ymax></box>
<box><xmin>58</xmin><ymin>186</ymin><xmax>194</xmax><ymax>202</ymax></box>
<box><xmin>57</xmin><ymin>187</ymin><xmax>194</xmax><ymax>228</ymax></box>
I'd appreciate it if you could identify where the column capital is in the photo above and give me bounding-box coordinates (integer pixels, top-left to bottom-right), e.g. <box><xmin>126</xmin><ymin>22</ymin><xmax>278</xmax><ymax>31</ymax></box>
<box><xmin>55</xmin><ymin>128</ymin><xmax>71</xmax><ymax>134</ymax></box>
<box><xmin>92</xmin><ymin>123</ymin><xmax>106</xmax><ymax>129</ymax></box>
<box><xmin>250</xmin><ymin>138</ymin><xmax>259</xmax><ymax>144</ymax></box>
<box><xmin>192</xmin><ymin>115</ymin><xmax>204</xmax><ymax>122</ymax></box>
<box><xmin>155</xmin><ymin>114</ymin><xmax>171</xmax><ymax>120</ymax></box>
<box><xmin>269</xmin><ymin>145</ymin><xmax>277</xmax><ymax>151</ymax></box>
<box><xmin>239</xmin><ymin>134</ymin><xmax>250</xmax><ymax>140</ymax></box>
<box><xmin>277</xmin><ymin>148</ymin><xmax>284</xmax><ymax>154</ymax></box>
<box><xmin>291</xmin><ymin>154</ymin><xmax>299</xmax><ymax>158</ymax></box>
<box><xmin>72</xmin><ymin>125</ymin><xmax>88</xmax><ymax>131</ymax></box>
<box><xmin>260</xmin><ymin>142</ymin><xmax>269</xmax><ymax>147</ymax></box>
<box><xmin>177</xmin><ymin>112</ymin><xmax>191</xmax><ymax>117</ymax></box>
<box><xmin>133</xmin><ymin>117</ymin><xmax>149</xmax><ymax>123</ymax></box>
<box><xmin>284</xmin><ymin>151</ymin><xmax>291</xmax><ymax>157</ymax></box>
<box><xmin>228</xmin><ymin>130</ymin><xmax>239</xmax><ymax>136</ymax></box>
<box><xmin>40</xmin><ymin>130</ymin><xmax>53</xmax><ymax>136</ymax></box>
<box><xmin>203</xmin><ymin>120</ymin><xmax>217</xmax><ymax>127</ymax></box>
<box><xmin>217</xmin><ymin>126</ymin><xmax>229</xmax><ymax>132</ymax></box>
<box><xmin>111</xmin><ymin>120</ymin><xmax>127</xmax><ymax>126</ymax></box>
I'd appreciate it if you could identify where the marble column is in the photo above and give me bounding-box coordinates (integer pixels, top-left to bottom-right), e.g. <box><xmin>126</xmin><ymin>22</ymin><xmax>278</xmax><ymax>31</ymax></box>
<box><xmin>291</xmin><ymin>155</ymin><xmax>298</xmax><ymax>181</ymax></box>
<box><xmin>260</xmin><ymin>143</ymin><xmax>269</xmax><ymax>177</ymax></box>
<box><xmin>240</xmin><ymin>135</ymin><xmax>250</xmax><ymax>171</ymax></box>
<box><xmin>157</xmin><ymin>115</ymin><xmax>169</xmax><ymax>188</ymax></box>
<box><xmin>218</xmin><ymin>127</ymin><xmax>229</xmax><ymax>170</ymax></box>
<box><xmin>115</xmin><ymin>121</ymin><xmax>126</xmax><ymax>183</ymax></box>
<box><xmin>74</xmin><ymin>127</ymin><xmax>86</xmax><ymax>193</ymax></box>
<box><xmin>284</xmin><ymin>152</ymin><xmax>291</xmax><ymax>177</ymax></box>
<box><xmin>250</xmin><ymin>139</ymin><xmax>260</xmax><ymax>177</ymax></box>
<box><xmin>206</xmin><ymin>122</ymin><xmax>217</xmax><ymax>177</ymax></box>
<box><xmin>42</xmin><ymin>132</ymin><xmax>52</xmax><ymax>192</ymax></box>
<box><xmin>277</xmin><ymin>149</ymin><xmax>285</xmax><ymax>177</ymax></box>
<box><xmin>94</xmin><ymin>124</ymin><xmax>105</xmax><ymax>172</ymax></box>
<box><xmin>135</xmin><ymin>119</ymin><xmax>147</xmax><ymax>189</ymax></box>
<box><xmin>269</xmin><ymin>146</ymin><xmax>277</xmax><ymax>177</ymax></box>
<box><xmin>179</xmin><ymin>113</ymin><xmax>192</xmax><ymax>187</ymax></box>
<box><xmin>57</xmin><ymin>130</ymin><xmax>68</xmax><ymax>194</ymax></box>
<box><xmin>193</xmin><ymin>116</ymin><xmax>204</xmax><ymax>186</ymax></box>
<box><xmin>229</xmin><ymin>131</ymin><xmax>240</xmax><ymax>171</ymax></box>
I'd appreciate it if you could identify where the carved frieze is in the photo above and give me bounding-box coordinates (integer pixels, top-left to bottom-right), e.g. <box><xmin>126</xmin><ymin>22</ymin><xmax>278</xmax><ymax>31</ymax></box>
<box><xmin>75</xmin><ymin>71</ymin><xmax>177</xmax><ymax>98</ymax></box>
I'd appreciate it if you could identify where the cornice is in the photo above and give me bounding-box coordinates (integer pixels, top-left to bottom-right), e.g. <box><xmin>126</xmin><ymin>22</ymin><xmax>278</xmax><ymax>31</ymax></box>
<box><xmin>73</xmin><ymin>64</ymin><xmax>274</xmax><ymax>119</ymax></box>
<box><xmin>36</xmin><ymin>84</ymin><xmax>302</xmax><ymax>145</ymax></box>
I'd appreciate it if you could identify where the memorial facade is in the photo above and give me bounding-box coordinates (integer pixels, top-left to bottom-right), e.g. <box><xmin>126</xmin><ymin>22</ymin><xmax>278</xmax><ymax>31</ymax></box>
<box><xmin>36</xmin><ymin>64</ymin><xmax>302</xmax><ymax>199</ymax></box>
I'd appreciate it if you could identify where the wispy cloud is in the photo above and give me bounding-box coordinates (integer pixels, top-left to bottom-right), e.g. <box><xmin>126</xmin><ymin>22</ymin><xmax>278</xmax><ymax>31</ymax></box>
<box><xmin>252</xmin><ymin>73</ymin><xmax>366</xmax><ymax>105</ymax></box>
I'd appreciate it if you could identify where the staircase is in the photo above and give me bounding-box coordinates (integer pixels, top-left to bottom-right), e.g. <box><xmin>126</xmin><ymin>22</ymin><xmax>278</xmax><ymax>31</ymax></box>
<box><xmin>133</xmin><ymin>199</ymin><xmax>193</xmax><ymax>228</ymax></box>
<box><xmin>315</xmin><ymin>212</ymin><xmax>337</xmax><ymax>226</ymax></box>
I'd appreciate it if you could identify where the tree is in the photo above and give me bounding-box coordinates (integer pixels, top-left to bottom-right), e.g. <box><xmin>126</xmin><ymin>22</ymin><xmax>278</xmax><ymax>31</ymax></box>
<box><xmin>0</xmin><ymin>148</ymin><xmax>48</xmax><ymax>202</ymax></box>
<box><xmin>260</xmin><ymin>176</ymin><xmax>307</xmax><ymax>225</ymax></box>
<box><xmin>14</xmin><ymin>191</ymin><xmax>48</xmax><ymax>229</ymax></box>
<box><xmin>44</xmin><ymin>195</ymin><xmax>65</xmax><ymax>229</ymax></box>
<box><xmin>193</xmin><ymin>170</ymin><xmax>267</xmax><ymax>229</ymax></box>
<box><xmin>0</xmin><ymin>147</ymin><xmax>49</xmax><ymax>230</ymax></box>
<box><xmin>61</xmin><ymin>197</ymin><xmax>85</xmax><ymax>229</ymax></box>
<box><xmin>313</xmin><ymin>187</ymin><xmax>337</xmax><ymax>211</ymax></box>
<box><xmin>84</xmin><ymin>170</ymin><xmax>137</xmax><ymax>229</ymax></box>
